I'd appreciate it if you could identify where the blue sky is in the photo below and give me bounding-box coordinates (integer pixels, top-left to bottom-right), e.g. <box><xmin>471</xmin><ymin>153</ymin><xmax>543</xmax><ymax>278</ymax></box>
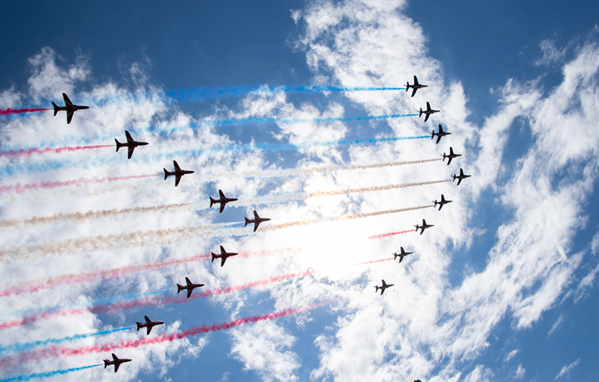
<box><xmin>1</xmin><ymin>1</ymin><xmax>599</xmax><ymax>381</ymax></box>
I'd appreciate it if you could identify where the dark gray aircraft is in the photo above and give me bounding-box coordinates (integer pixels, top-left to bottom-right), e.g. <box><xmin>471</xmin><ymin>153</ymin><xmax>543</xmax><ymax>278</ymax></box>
<box><xmin>431</xmin><ymin>124</ymin><xmax>451</xmax><ymax>144</ymax></box>
<box><xmin>211</xmin><ymin>245</ymin><xmax>239</xmax><ymax>267</ymax></box>
<box><xmin>136</xmin><ymin>315</ymin><xmax>164</xmax><ymax>335</ymax></box>
<box><xmin>115</xmin><ymin>131</ymin><xmax>148</xmax><ymax>159</ymax></box>
<box><xmin>375</xmin><ymin>279</ymin><xmax>394</xmax><ymax>295</ymax></box>
<box><xmin>419</xmin><ymin>102</ymin><xmax>440</xmax><ymax>122</ymax></box>
<box><xmin>442</xmin><ymin>147</ymin><xmax>462</xmax><ymax>165</ymax></box>
<box><xmin>210</xmin><ymin>190</ymin><xmax>238</xmax><ymax>213</ymax></box>
<box><xmin>104</xmin><ymin>353</ymin><xmax>131</xmax><ymax>373</ymax></box>
<box><xmin>245</xmin><ymin>210</ymin><xmax>271</xmax><ymax>232</ymax></box>
<box><xmin>406</xmin><ymin>75</ymin><xmax>428</xmax><ymax>97</ymax></box>
<box><xmin>164</xmin><ymin>160</ymin><xmax>194</xmax><ymax>187</ymax></box>
<box><xmin>453</xmin><ymin>168</ymin><xmax>471</xmax><ymax>186</ymax></box>
<box><xmin>393</xmin><ymin>247</ymin><xmax>413</xmax><ymax>263</ymax></box>
<box><xmin>52</xmin><ymin>93</ymin><xmax>89</xmax><ymax>124</ymax></box>
<box><xmin>177</xmin><ymin>277</ymin><xmax>204</xmax><ymax>298</ymax></box>
<box><xmin>415</xmin><ymin>219</ymin><xmax>434</xmax><ymax>235</ymax></box>
<box><xmin>433</xmin><ymin>194</ymin><xmax>452</xmax><ymax>211</ymax></box>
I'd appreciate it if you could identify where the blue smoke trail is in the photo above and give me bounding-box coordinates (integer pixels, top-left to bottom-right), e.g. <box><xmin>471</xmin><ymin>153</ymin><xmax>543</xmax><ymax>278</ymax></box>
<box><xmin>0</xmin><ymin>364</ymin><xmax>102</xmax><ymax>382</ymax></box>
<box><xmin>166</xmin><ymin>85</ymin><xmax>406</xmax><ymax>103</ymax></box>
<box><xmin>0</xmin><ymin>327</ymin><xmax>134</xmax><ymax>354</ymax></box>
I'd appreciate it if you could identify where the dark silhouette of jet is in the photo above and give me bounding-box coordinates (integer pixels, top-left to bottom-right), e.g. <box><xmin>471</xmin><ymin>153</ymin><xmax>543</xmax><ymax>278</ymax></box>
<box><xmin>419</xmin><ymin>102</ymin><xmax>440</xmax><ymax>122</ymax></box>
<box><xmin>442</xmin><ymin>147</ymin><xmax>462</xmax><ymax>165</ymax></box>
<box><xmin>104</xmin><ymin>353</ymin><xmax>131</xmax><ymax>373</ymax></box>
<box><xmin>433</xmin><ymin>194</ymin><xmax>452</xmax><ymax>211</ymax></box>
<box><xmin>136</xmin><ymin>315</ymin><xmax>164</xmax><ymax>335</ymax></box>
<box><xmin>177</xmin><ymin>277</ymin><xmax>204</xmax><ymax>298</ymax></box>
<box><xmin>375</xmin><ymin>279</ymin><xmax>394</xmax><ymax>295</ymax></box>
<box><xmin>245</xmin><ymin>210</ymin><xmax>271</xmax><ymax>232</ymax></box>
<box><xmin>211</xmin><ymin>245</ymin><xmax>239</xmax><ymax>267</ymax></box>
<box><xmin>406</xmin><ymin>75</ymin><xmax>428</xmax><ymax>97</ymax></box>
<box><xmin>115</xmin><ymin>131</ymin><xmax>148</xmax><ymax>159</ymax></box>
<box><xmin>52</xmin><ymin>93</ymin><xmax>89</xmax><ymax>124</ymax></box>
<box><xmin>164</xmin><ymin>160</ymin><xmax>194</xmax><ymax>187</ymax></box>
<box><xmin>210</xmin><ymin>190</ymin><xmax>238</xmax><ymax>213</ymax></box>
<box><xmin>393</xmin><ymin>247</ymin><xmax>413</xmax><ymax>263</ymax></box>
<box><xmin>415</xmin><ymin>219</ymin><xmax>434</xmax><ymax>235</ymax></box>
<box><xmin>452</xmin><ymin>168</ymin><xmax>471</xmax><ymax>186</ymax></box>
<box><xmin>431</xmin><ymin>124</ymin><xmax>451</xmax><ymax>144</ymax></box>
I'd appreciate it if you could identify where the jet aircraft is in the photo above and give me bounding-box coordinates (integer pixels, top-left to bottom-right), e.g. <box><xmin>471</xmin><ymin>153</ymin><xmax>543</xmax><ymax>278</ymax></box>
<box><xmin>103</xmin><ymin>353</ymin><xmax>131</xmax><ymax>373</ymax></box>
<box><xmin>452</xmin><ymin>168</ymin><xmax>471</xmax><ymax>186</ymax></box>
<box><xmin>210</xmin><ymin>190</ymin><xmax>238</xmax><ymax>213</ymax></box>
<box><xmin>245</xmin><ymin>210</ymin><xmax>271</xmax><ymax>232</ymax></box>
<box><xmin>419</xmin><ymin>102</ymin><xmax>440</xmax><ymax>122</ymax></box>
<box><xmin>375</xmin><ymin>279</ymin><xmax>394</xmax><ymax>295</ymax></box>
<box><xmin>414</xmin><ymin>219</ymin><xmax>434</xmax><ymax>235</ymax></box>
<box><xmin>115</xmin><ymin>130</ymin><xmax>148</xmax><ymax>159</ymax></box>
<box><xmin>441</xmin><ymin>147</ymin><xmax>462</xmax><ymax>165</ymax></box>
<box><xmin>433</xmin><ymin>194</ymin><xmax>452</xmax><ymax>211</ymax></box>
<box><xmin>52</xmin><ymin>93</ymin><xmax>89</xmax><ymax>124</ymax></box>
<box><xmin>393</xmin><ymin>247</ymin><xmax>413</xmax><ymax>263</ymax></box>
<box><xmin>177</xmin><ymin>277</ymin><xmax>204</xmax><ymax>298</ymax></box>
<box><xmin>406</xmin><ymin>75</ymin><xmax>428</xmax><ymax>97</ymax></box>
<box><xmin>431</xmin><ymin>124</ymin><xmax>451</xmax><ymax>144</ymax></box>
<box><xmin>136</xmin><ymin>315</ymin><xmax>164</xmax><ymax>335</ymax></box>
<box><xmin>163</xmin><ymin>160</ymin><xmax>194</xmax><ymax>187</ymax></box>
<box><xmin>211</xmin><ymin>245</ymin><xmax>239</xmax><ymax>267</ymax></box>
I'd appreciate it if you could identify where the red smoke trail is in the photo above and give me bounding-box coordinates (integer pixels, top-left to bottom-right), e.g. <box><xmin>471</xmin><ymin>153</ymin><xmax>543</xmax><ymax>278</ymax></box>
<box><xmin>0</xmin><ymin>174</ymin><xmax>160</xmax><ymax>194</ymax></box>
<box><xmin>0</xmin><ymin>249</ymin><xmax>291</xmax><ymax>298</ymax></box>
<box><xmin>367</xmin><ymin>229</ymin><xmax>416</xmax><ymax>239</ymax></box>
<box><xmin>0</xmin><ymin>145</ymin><xmax>113</xmax><ymax>158</ymax></box>
<box><xmin>0</xmin><ymin>108</ymin><xmax>52</xmax><ymax>116</ymax></box>
<box><xmin>0</xmin><ymin>299</ymin><xmax>341</xmax><ymax>368</ymax></box>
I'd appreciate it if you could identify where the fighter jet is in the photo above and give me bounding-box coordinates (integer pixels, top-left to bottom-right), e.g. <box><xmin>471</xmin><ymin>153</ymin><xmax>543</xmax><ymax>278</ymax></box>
<box><xmin>211</xmin><ymin>245</ymin><xmax>239</xmax><ymax>267</ymax></box>
<box><xmin>393</xmin><ymin>247</ymin><xmax>413</xmax><ymax>263</ymax></box>
<box><xmin>115</xmin><ymin>130</ymin><xmax>148</xmax><ymax>159</ymax></box>
<box><xmin>52</xmin><ymin>93</ymin><xmax>89</xmax><ymax>124</ymax></box>
<box><xmin>164</xmin><ymin>160</ymin><xmax>194</xmax><ymax>187</ymax></box>
<box><xmin>431</xmin><ymin>124</ymin><xmax>451</xmax><ymax>144</ymax></box>
<box><xmin>136</xmin><ymin>315</ymin><xmax>164</xmax><ymax>335</ymax></box>
<box><xmin>433</xmin><ymin>194</ymin><xmax>452</xmax><ymax>211</ymax></box>
<box><xmin>245</xmin><ymin>210</ymin><xmax>271</xmax><ymax>232</ymax></box>
<box><xmin>103</xmin><ymin>353</ymin><xmax>131</xmax><ymax>373</ymax></box>
<box><xmin>177</xmin><ymin>277</ymin><xmax>204</xmax><ymax>298</ymax></box>
<box><xmin>375</xmin><ymin>279</ymin><xmax>394</xmax><ymax>295</ymax></box>
<box><xmin>210</xmin><ymin>190</ymin><xmax>238</xmax><ymax>213</ymax></box>
<box><xmin>419</xmin><ymin>102</ymin><xmax>440</xmax><ymax>122</ymax></box>
<box><xmin>452</xmin><ymin>168</ymin><xmax>471</xmax><ymax>186</ymax></box>
<box><xmin>406</xmin><ymin>75</ymin><xmax>428</xmax><ymax>97</ymax></box>
<box><xmin>441</xmin><ymin>147</ymin><xmax>462</xmax><ymax>165</ymax></box>
<box><xmin>414</xmin><ymin>219</ymin><xmax>434</xmax><ymax>235</ymax></box>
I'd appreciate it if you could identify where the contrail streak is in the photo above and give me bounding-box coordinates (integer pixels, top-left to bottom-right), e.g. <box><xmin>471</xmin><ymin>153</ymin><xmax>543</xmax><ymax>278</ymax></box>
<box><xmin>0</xmin><ymin>145</ymin><xmax>113</xmax><ymax>158</ymax></box>
<box><xmin>0</xmin><ymin>249</ymin><xmax>291</xmax><ymax>298</ymax></box>
<box><xmin>0</xmin><ymin>364</ymin><xmax>102</xmax><ymax>382</ymax></box>
<box><xmin>368</xmin><ymin>229</ymin><xmax>417</xmax><ymax>239</ymax></box>
<box><xmin>0</xmin><ymin>108</ymin><xmax>52</xmax><ymax>116</ymax></box>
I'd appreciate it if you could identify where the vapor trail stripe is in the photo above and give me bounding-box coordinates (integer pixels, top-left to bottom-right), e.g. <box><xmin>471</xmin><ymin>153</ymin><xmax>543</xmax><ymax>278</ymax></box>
<box><xmin>0</xmin><ymin>249</ymin><xmax>291</xmax><ymax>298</ymax></box>
<box><xmin>0</xmin><ymin>174</ymin><xmax>160</xmax><ymax>195</ymax></box>
<box><xmin>0</xmin><ymin>364</ymin><xmax>102</xmax><ymax>382</ymax></box>
<box><xmin>368</xmin><ymin>229</ymin><xmax>416</xmax><ymax>239</ymax></box>
<box><xmin>166</xmin><ymin>85</ymin><xmax>406</xmax><ymax>103</ymax></box>
<box><xmin>0</xmin><ymin>145</ymin><xmax>113</xmax><ymax>158</ymax></box>
<box><xmin>0</xmin><ymin>327</ymin><xmax>134</xmax><ymax>354</ymax></box>
<box><xmin>0</xmin><ymin>108</ymin><xmax>52</xmax><ymax>116</ymax></box>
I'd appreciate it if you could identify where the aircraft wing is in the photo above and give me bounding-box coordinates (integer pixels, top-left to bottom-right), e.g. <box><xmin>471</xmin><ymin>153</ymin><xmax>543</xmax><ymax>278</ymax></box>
<box><xmin>439</xmin><ymin>204</ymin><xmax>444</xmax><ymax>211</ymax></box>
<box><xmin>147</xmin><ymin>326</ymin><xmax>152</xmax><ymax>335</ymax></box>
<box><xmin>66</xmin><ymin>110</ymin><xmax>74</xmax><ymax>124</ymax></box>
<box><xmin>253</xmin><ymin>222</ymin><xmax>260</xmax><ymax>232</ymax></box>
<box><xmin>221</xmin><ymin>257</ymin><xmax>227</xmax><ymax>267</ymax></box>
<box><xmin>399</xmin><ymin>256</ymin><xmax>403</xmax><ymax>263</ymax></box>
<box><xmin>173</xmin><ymin>161</ymin><xmax>181</xmax><ymax>171</ymax></box>
<box><xmin>447</xmin><ymin>157</ymin><xmax>452</xmax><ymax>165</ymax></box>
<box><xmin>413</xmin><ymin>76</ymin><xmax>419</xmax><ymax>86</ymax></box>
<box><xmin>219</xmin><ymin>190</ymin><xmax>225</xmax><ymax>199</ymax></box>
<box><xmin>128</xmin><ymin>146</ymin><xmax>135</xmax><ymax>159</ymax></box>
<box><xmin>219</xmin><ymin>203</ymin><xmax>226</xmax><ymax>213</ymax></box>
<box><xmin>125</xmin><ymin>130</ymin><xmax>134</xmax><ymax>143</ymax></box>
<box><xmin>411</xmin><ymin>88</ymin><xmax>417</xmax><ymax>97</ymax></box>
<box><xmin>426</xmin><ymin>102</ymin><xmax>431</xmax><ymax>111</ymax></box>
<box><xmin>114</xmin><ymin>363</ymin><xmax>120</xmax><ymax>373</ymax></box>
<box><xmin>63</xmin><ymin>93</ymin><xmax>73</xmax><ymax>107</ymax></box>
<box><xmin>457</xmin><ymin>178</ymin><xmax>462</xmax><ymax>186</ymax></box>
<box><xmin>436</xmin><ymin>135</ymin><xmax>442</xmax><ymax>144</ymax></box>
<box><xmin>175</xmin><ymin>175</ymin><xmax>182</xmax><ymax>187</ymax></box>
<box><xmin>187</xmin><ymin>288</ymin><xmax>192</xmax><ymax>298</ymax></box>
<box><xmin>424</xmin><ymin>113</ymin><xmax>430</xmax><ymax>122</ymax></box>
<box><xmin>254</xmin><ymin>211</ymin><xmax>260</xmax><ymax>219</ymax></box>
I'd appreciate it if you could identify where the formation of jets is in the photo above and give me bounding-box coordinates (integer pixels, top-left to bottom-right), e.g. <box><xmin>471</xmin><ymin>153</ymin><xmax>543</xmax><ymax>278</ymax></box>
<box><xmin>115</xmin><ymin>130</ymin><xmax>148</xmax><ymax>159</ymax></box>
<box><xmin>442</xmin><ymin>147</ymin><xmax>462</xmax><ymax>165</ymax></box>
<box><xmin>431</xmin><ymin>124</ymin><xmax>451</xmax><ymax>144</ymax></box>
<box><xmin>414</xmin><ymin>219</ymin><xmax>434</xmax><ymax>235</ymax></box>
<box><xmin>104</xmin><ymin>353</ymin><xmax>131</xmax><ymax>373</ymax></box>
<box><xmin>419</xmin><ymin>101</ymin><xmax>440</xmax><ymax>122</ymax></box>
<box><xmin>453</xmin><ymin>168</ymin><xmax>471</xmax><ymax>185</ymax></box>
<box><xmin>245</xmin><ymin>210</ymin><xmax>271</xmax><ymax>232</ymax></box>
<box><xmin>164</xmin><ymin>160</ymin><xmax>195</xmax><ymax>187</ymax></box>
<box><xmin>136</xmin><ymin>316</ymin><xmax>164</xmax><ymax>335</ymax></box>
<box><xmin>210</xmin><ymin>190</ymin><xmax>238</xmax><ymax>213</ymax></box>
<box><xmin>375</xmin><ymin>280</ymin><xmax>394</xmax><ymax>295</ymax></box>
<box><xmin>211</xmin><ymin>246</ymin><xmax>239</xmax><ymax>267</ymax></box>
<box><xmin>177</xmin><ymin>277</ymin><xmax>204</xmax><ymax>298</ymax></box>
<box><xmin>393</xmin><ymin>247</ymin><xmax>413</xmax><ymax>263</ymax></box>
<box><xmin>52</xmin><ymin>93</ymin><xmax>89</xmax><ymax>124</ymax></box>
<box><xmin>433</xmin><ymin>194</ymin><xmax>452</xmax><ymax>211</ymax></box>
<box><xmin>406</xmin><ymin>75</ymin><xmax>427</xmax><ymax>97</ymax></box>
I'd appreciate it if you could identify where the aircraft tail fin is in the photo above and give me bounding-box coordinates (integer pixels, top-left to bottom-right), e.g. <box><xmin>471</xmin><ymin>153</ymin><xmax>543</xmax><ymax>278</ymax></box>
<box><xmin>104</xmin><ymin>359</ymin><xmax>109</xmax><ymax>369</ymax></box>
<box><xmin>419</xmin><ymin>108</ymin><xmax>423</xmax><ymax>118</ymax></box>
<box><xmin>245</xmin><ymin>217</ymin><xmax>250</xmax><ymax>227</ymax></box>
<box><xmin>210</xmin><ymin>197</ymin><xmax>216</xmax><ymax>208</ymax></box>
<box><xmin>163</xmin><ymin>169</ymin><xmax>169</xmax><ymax>180</ymax></box>
<box><xmin>211</xmin><ymin>253</ymin><xmax>216</xmax><ymax>262</ymax></box>
<box><xmin>177</xmin><ymin>284</ymin><xmax>183</xmax><ymax>294</ymax></box>
<box><xmin>136</xmin><ymin>322</ymin><xmax>142</xmax><ymax>331</ymax></box>
<box><xmin>52</xmin><ymin>102</ymin><xmax>58</xmax><ymax>116</ymax></box>
<box><xmin>406</xmin><ymin>82</ymin><xmax>410</xmax><ymax>91</ymax></box>
<box><xmin>115</xmin><ymin>139</ymin><xmax>123</xmax><ymax>152</ymax></box>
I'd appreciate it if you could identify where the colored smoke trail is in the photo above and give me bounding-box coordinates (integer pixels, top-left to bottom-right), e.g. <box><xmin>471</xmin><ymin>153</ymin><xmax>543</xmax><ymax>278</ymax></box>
<box><xmin>0</xmin><ymin>327</ymin><xmax>134</xmax><ymax>355</ymax></box>
<box><xmin>0</xmin><ymin>145</ymin><xmax>113</xmax><ymax>158</ymax></box>
<box><xmin>368</xmin><ymin>229</ymin><xmax>416</xmax><ymax>239</ymax></box>
<box><xmin>166</xmin><ymin>85</ymin><xmax>406</xmax><ymax>103</ymax></box>
<box><xmin>0</xmin><ymin>108</ymin><xmax>52</xmax><ymax>116</ymax></box>
<box><xmin>0</xmin><ymin>364</ymin><xmax>102</xmax><ymax>382</ymax></box>
<box><xmin>0</xmin><ymin>249</ymin><xmax>291</xmax><ymax>298</ymax></box>
<box><xmin>0</xmin><ymin>174</ymin><xmax>160</xmax><ymax>195</ymax></box>
<box><xmin>1</xmin><ymin>300</ymin><xmax>341</xmax><ymax>367</ymax></box>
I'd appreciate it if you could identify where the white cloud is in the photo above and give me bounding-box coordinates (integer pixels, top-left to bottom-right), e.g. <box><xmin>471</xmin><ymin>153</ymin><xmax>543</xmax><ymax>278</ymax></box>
<box><xmin>535</xmin><ymin>39</ymin><xmax>568</xmax><ymax>66</ymax></box>
<box><xmin>505</xmin><ymin>348</ymin><xmax>519</xmax><ymax>362</ymax></box>
<box><xmin>515</xmin><ymin>364</ymin><xmax>526</xmax><ymax>379</ymax></box>
<box><xmin>555</xmin><ymin>359</ymin><xmax>580</xmax><ymax>379</ymax></box>
<box><xmin>548</xmin><ymin>314</ymin><xmax>563</xmax><ymax>336</ymax></box>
